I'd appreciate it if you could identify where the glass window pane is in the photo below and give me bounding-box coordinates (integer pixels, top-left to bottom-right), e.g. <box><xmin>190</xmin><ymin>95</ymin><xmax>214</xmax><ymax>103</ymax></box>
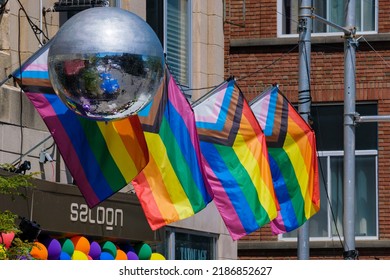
<box><xmin>174</xmin><ymin>232</ymin><xmax>215</xmax><ymax>260</ymax></box>
<box><xmin>311</xmin><ymin>104</ymin><xmax>377</xmax><ymax>151</ymax></box>
<box><xmin>330</xmin><ymin>156</ymin><xmax>343</xmax><ymax>237</ymax></box>
<box><xmin>355</xmin><ymin>155</ymin><xmax>377</xmax><ymax>236</ymax></box>
<box><xmin>281</xmin><ymin>0</ymin><xmax>299</xmax><ymax>34</ymax></box>
<box><xmin>330</xmin><ymin>155</ymin><xmax>377</xmax><ymax>237</ymax></box>
<box><xmin>328</xmin><ymin>0</ymin><xmax>345</xmax><ymax>32</ymax></box>
<box><xmin>167</xmin><ymin>0</ymin><xmax>189</xmax><ymax>87</ymax></box>
<box><xmin>280</xmin><ymin>0</ymin><xmax>376</xmax><ymax>34</ymax></box>
<box><xmin>362</xmin><ymin>0</ymin><xmax>375</xmax><ymax>31</ymax></box>
<box><xmin>355</xmin><ymin>0</ymin><xmax>362</xmax><ymax>31</ymax></box>
<box><xmin>312</xmin><ymin>0</ymin><xmax>327</xmax><ymax>32</ymax></box>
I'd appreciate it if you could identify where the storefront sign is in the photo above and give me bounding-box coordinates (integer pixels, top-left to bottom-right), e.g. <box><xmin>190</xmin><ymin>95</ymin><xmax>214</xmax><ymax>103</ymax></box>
<box><xmin>0</xmin><ymin>172</ymin><xmax>160</xmax><ymax>242</ymax></box>
<box><xmin>69</xmin><ymin>203</ymin><xmax>123</xmax><ymax>231</ymax></box>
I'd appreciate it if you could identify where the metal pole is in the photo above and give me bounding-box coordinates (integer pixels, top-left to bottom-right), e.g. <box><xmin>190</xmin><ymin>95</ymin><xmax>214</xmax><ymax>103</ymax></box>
<box><xmin>343</xmin><ymin>0</ymin><xmax>359</xmax><ymax>260</ymax></box>
<box><xmin>355</xmin><ymin>114</ymin><xmax>390</xmax><ymax>123</ymax></box>
<box><xmin>297</xmin><ymin>0</ymin><xmax>312</xmax><ymax>260</ymax></box>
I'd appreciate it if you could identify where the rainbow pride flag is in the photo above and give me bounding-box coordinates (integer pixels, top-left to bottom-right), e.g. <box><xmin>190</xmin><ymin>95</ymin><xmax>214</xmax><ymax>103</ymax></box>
<box><xmin>250</xmin><ymin>86</ymin><xmax>320</xmax><ymax>234</ymax></box>
<box><xmin>13</xmin><ymin>41</ymin><xmax>149</xmax><ymax>208</ymax></box>
<box><xmin>193</xmin><ymin>79</ymin><xmax>278</xmax><ymax>240</ymax></box>
<box><xmin>132</xmin><ymin>68</ymin><xmax>211</xmax><ymax>230</ymax></box>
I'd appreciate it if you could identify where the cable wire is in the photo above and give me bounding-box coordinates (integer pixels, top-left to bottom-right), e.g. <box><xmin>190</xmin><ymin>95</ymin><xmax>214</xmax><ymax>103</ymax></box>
<box><xmin>360</xmin><ymin>36</ymin><xmax>390</xmax><ymax>69</ymax></box>
<box><xmin>16</xmin><ymin>0</ymin><xmax>49</xmax><ymax>46</ymax></box>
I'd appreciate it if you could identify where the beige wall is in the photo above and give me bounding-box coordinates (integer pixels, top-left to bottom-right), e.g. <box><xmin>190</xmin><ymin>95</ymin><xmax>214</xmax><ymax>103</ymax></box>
<box><xmin>191</xmin><ymin>0</ymin><xmax>225</xmax><ymax>101</ymax></box>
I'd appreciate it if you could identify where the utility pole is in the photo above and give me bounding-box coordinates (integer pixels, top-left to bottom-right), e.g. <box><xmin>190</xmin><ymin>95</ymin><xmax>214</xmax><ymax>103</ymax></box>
<box><xmin>298</xmin><ymin>0</ymin><xmax>359</xmax><ymax>260</ymax></box>
<box><xmin>343</xmin><ymin>0</ymin><xmax>359</xmax><ymax>260</ymax></box>
<box><xmin>297</xmin><ymin>0</ymin><xmax>312</xmax><ymax>260</ymax></box>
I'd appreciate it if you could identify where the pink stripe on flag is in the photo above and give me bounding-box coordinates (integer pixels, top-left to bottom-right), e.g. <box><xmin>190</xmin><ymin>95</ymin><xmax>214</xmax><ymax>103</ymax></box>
<box><xmin>251</xmin><ymin>93</ymin><xmax>271</xmax><ymax>126</ymax></box>
<box><xmin>201</xmin><ymin>157</ymin><xmax>247</xmax><ymax>240</ymax></box>
<box><xmin>193</xmin><ymin>88</ymin><xmax>226</xmax><ymax>124</ymax></box>
<box><xmin>26</xmin><ymin>92</ymin><xmax>100</xmax><ymax>206</ymax></box>
<box><xmin>167</xmin><ymin>75</ymin><xmax>201</xmax><ymax>155</ymax></box>
<box><xmin>25</xmin><ymin>64</ymin><xmax>48</xmax><ymax>71</ymax></box>
<box><xmin>270</xmin><ymin>212</ymin><xmax>287</xmax><ymax>235</ymax></box>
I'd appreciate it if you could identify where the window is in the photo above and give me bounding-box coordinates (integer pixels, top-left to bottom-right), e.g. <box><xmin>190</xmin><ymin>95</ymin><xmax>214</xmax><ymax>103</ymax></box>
<box><xmin>147</xmin><ymin>0</ymin><xmax>192</xmax><ymax>88</ymax></box>
<box><xmin>282</xmin><ymin>103</ymin><xmax>378</xmax><ymax>240</ymax></box>
<box><xmin>59</xmin><ymin>0</ymin><xmax>121</xmax><ymax>26</ymax></box>
<box><xmin>278</xmin><ymin>0</ymin><xmax>377</xmax><ymax>36</ymax></box>
<box><xmin>164</xmin><ymin>228</ymin><xmax>217</xmax><ymax>260</ymax></box>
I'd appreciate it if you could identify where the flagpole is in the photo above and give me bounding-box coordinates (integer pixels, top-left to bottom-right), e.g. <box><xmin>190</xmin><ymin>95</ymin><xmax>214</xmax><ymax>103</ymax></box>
<box><xmin>343</xmin><ymin>0</ymin><xmax>358</xmax><ymax>260</ymax></box>
<box><xmin>297</xmin><ymin>0</ymin><xmax>312</xmax><ymax>260</ymax></box>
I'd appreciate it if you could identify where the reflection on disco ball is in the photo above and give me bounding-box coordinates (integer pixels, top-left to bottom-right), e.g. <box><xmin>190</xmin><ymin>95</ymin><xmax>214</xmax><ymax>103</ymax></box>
<box><xmin>48</xmin><ymin>7</ymin><xmax>164</xmax><ymax>121</ymax></box>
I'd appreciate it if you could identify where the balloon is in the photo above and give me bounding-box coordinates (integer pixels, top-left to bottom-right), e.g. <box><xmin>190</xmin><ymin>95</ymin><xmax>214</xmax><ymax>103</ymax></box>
<box><xmin>59</xmin><ymin>238</ymin><xmax>74</xmax><ymax>256</ymax></box>
<box><xmin>30</xmin><ymin>241</ymin><xmax>48</xmax><ymax>260</ymax></box>
<box><xmin>126</xmin><ymin>250</ymin><xmax>139</xmax><ymax>260</ymax></box>
<box><xmin>59</xmin><ymin>251</ymin><xmax>71</xmax><ymax>260</ymax></box>
<box><xmin>42</xmin><ymin>237</ymin><xmax>61</xmax><ymax>260</ymax></box>
<box><xmin>71</xmin><ymin>235</ymin><xmax>90</xmax><ymax>255</ymax></box>
<box><xmin>150</xmin><ymin>253</ymin><xmax>166</xmax><ymax>260</ymax></box>
<box><xmin>72</xmin><ymin>250</ymin><xmax>88</xmax><ymax>260</ymax></box>
<box><xmin>115</xmin><ymin>249</ymin><xmax>127</xmax><ymax>260</ymax></box>
<box><xmin>99</xmin><ymin>252</ymin><xmax>115</xmax><ymax>260</ymax></box>
<box><xmin>48</xmin><ymin>7</ymin><xmax>164</xmax><ymax>121</ymax></box>
<box><xmin>134</xmin><ymin>242</ymin><xmax>152</xmax><ymax>260</ymax></box>
<box><xmin>89</xmin><ymin>241</ymin><xmax>101</xmax><ymax>260</ymax></box>
<box><xmin>101</xmin><ymin>241</ymin><xmax>117</xmax><ymax>258</ymax></box>
<box><xmin>0</xmin><ymin>232</ymin><xmax>15</xmax><ymax>249</ymax></box>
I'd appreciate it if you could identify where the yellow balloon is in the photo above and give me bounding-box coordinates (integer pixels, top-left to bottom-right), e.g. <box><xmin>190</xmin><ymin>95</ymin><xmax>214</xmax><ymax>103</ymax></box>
<box><xmin>72</xmin><ymin>250</ymin><xmax>89</xmax><ymax>260</ymax></box>
<box><xmin>150</xmin><ymin>253</ymin><xmax>166</xmax><ymax>260</ymax></box>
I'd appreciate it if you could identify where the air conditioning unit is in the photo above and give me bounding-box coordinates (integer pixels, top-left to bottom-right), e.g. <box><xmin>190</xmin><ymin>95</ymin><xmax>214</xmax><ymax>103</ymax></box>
<box><xmin>52</xmin><ymin>0</ymin><xmax>109</xmax><ymax>12</ymax></box>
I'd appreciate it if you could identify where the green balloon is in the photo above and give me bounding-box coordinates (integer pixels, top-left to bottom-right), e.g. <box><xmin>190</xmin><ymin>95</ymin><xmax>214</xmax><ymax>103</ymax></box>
<box><xmin>135</xmin><ymin>243</ymin><xmax>152</xmax><ymax>260</ymax></box>
<box><xmin>101</xmin><ymin>241</ymin><xmax>117</xmax><ymax>258</ymax></box>
<box><xmin>59</xmin><ymin>238</ymin><xmax>74</xmax><ymax>256</ymax></box>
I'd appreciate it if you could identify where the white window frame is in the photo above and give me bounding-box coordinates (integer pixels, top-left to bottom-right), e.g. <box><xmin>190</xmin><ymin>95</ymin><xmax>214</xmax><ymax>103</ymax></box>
<box><xmin>280</xmin><ymin>149</ymin><xmax>379</xmax><ymax>241</ymax></box>
<box><xmin>163</xmin><ymin>0</ymin><xmax>193</xmax><ymax>88</ymax></box>
<box><xmin>277</xmin><ymin>0</ymin><xmax>378</xmax><ymax>38</ymax></box>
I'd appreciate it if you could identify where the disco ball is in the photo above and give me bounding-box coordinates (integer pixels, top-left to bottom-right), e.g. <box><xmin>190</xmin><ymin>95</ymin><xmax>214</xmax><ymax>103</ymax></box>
<box><xmin>48</xmin><ymin>7</ymin><xmax>164</xmax><ymax>121</ymax></box>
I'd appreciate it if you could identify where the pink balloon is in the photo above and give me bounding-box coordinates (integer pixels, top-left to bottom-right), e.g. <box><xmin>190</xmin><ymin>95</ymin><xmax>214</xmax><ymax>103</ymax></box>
<box><xmin>0</xmin><ymin>232</ymin><xmax>15</xmax><ymax>249</ymax></box>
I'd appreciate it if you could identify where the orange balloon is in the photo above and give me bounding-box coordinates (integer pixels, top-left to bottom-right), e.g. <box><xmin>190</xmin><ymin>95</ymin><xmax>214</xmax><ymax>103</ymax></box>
<box><xmin>71</xmin><ymin>236</ymin><xmax>90</xmax><ymax>255</ymax></box>
<box><xmin>115</xmin><ymin>249</ymin><xmax>128</xmax><ymax>260</ymax></box>
<box><xmin>30</xmin><ymin>241</ymin><xmax>48</xmax><ymax>260</ymax></box>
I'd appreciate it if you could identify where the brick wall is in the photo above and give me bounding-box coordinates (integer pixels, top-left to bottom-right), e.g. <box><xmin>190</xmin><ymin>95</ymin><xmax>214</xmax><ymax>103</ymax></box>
<box><xmin>225</xmin><ymin>0</ymin><xmax>390</xmax><ymax>257</ymax></box>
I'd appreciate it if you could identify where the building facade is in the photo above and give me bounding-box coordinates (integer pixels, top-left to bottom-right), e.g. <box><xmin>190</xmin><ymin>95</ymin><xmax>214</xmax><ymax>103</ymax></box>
<box><xmin>0</xmin><ymin>0</ymin><xmax>236</xmax><ymax>260</ymax></box>
<box><xmin>224</xmin><ymin>0</ymin><xmax>390</xmax><ymax>259</ymax></box>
